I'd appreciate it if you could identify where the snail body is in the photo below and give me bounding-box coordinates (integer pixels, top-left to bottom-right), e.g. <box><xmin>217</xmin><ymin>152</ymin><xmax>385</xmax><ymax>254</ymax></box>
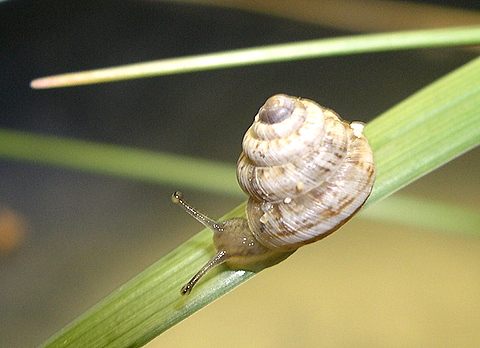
<box><xmin>173</xmin><ymin>94</ymin><xmax>375</xmax><ymax>295</ymax></box>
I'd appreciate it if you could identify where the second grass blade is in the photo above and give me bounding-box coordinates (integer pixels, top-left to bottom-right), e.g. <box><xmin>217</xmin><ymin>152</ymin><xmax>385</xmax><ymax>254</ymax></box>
<box><xmin>30</xmin><ymin>26</ymin><xmax>480</xmax><ymax>88</ymax></box>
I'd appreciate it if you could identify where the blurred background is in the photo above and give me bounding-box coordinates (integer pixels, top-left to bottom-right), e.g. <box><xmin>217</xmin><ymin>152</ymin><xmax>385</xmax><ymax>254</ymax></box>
<box><xmin>0</xmin><ymin>0</ymin><xmax>479</xmax><ymax>347</ymax></box>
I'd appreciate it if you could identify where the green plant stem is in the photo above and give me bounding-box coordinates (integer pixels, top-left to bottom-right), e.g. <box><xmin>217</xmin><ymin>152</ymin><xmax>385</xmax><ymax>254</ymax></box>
<box><xmin>0</xmin><ymin>130</ymin><xmax>241</xmax><ymax>197</ymax></box>
<box><xmin>30</xmin><ymin>26</ymin><xmax>480</xmax><ymax>88</ymax></box>
<box><xmin>360</xmin><ymin>195</ymin><xmax>480</xmax><ymax>235</ymax></box>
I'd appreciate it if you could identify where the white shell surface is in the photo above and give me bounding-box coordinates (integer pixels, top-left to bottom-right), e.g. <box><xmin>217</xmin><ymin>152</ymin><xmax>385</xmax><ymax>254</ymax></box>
<box><xmin>237</xmin><ymin>94</ymin><xmax>375</xmax><ymax>251</ymax></box>
<box><xmin>242</xmin><ymin>98</ymin><xmax>326</xmax><ymax>167</ymax></box>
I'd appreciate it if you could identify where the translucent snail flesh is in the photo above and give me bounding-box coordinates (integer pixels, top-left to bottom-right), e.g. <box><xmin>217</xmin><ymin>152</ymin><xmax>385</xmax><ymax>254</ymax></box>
<box><xmin>173</xmin><ymin>94</ymin><xmax>375</xmax><ymax>295</ymax></box>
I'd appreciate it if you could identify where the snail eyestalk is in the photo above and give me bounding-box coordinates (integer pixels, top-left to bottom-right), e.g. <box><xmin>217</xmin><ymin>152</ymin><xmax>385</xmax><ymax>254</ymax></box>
<box><xmin>171</xmin><ymin>191</ymin><xmax>294</xmax><ymax>295</ymax></box>
<box><xmin>180</xmin><ymin>250</ymin><xmax>227</xmax><ymax>295</ymax></box>
<box><xmin>172</xmin><ymin>191</ymin><xmax>228</xmax><ymax>295</ymax></box>
<box><xmin>171</xmin><ymin>191</ymin><xmax>223</xmax><ymax>232</ymax></box>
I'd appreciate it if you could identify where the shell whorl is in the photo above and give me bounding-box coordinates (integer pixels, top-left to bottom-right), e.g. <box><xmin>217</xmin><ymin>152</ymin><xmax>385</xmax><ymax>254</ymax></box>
<box><xmin>236</xmin><ymin>94</ymin><xmax>375</xmax><ymax>251</ymax></box>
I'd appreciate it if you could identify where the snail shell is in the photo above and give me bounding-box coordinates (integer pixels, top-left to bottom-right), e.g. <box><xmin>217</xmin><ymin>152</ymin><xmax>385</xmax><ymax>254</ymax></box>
<box><xmin>237</xmin><ymin>94</ymin><xmax>375</xmax><ymax>251</ymax></box>
<box><xmin>173</xmin><ymin>94</ymin><xmax>375</xmax><ymax>295</ymax></box>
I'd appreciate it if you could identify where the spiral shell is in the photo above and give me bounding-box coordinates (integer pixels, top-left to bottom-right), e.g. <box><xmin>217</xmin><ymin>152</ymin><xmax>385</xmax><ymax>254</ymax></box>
<box><xmin>237</xmin><ymin>94</ymin><xmax>375</xmax><ymax>252</ymax></box>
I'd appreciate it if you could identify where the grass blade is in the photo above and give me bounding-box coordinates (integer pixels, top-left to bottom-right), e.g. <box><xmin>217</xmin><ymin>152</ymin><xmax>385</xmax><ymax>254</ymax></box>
<box><xmin>30</xmin><ymin>26</ymin><xmax>480</xmax><ymax>89</ymax></box>
<box><xmin>361</xmin><ymin>195</ymin><xmax>480</xmax><ymax>236</ymax></box>
<box><xmin>0</xmin><ymin>130</ymin><xmax>241</xmax><ymax>197</ymax></box>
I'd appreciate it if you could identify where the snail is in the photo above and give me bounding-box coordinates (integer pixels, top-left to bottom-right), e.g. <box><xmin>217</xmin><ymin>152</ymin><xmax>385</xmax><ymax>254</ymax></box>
<box><xmin>172</xmin><ymin>94</ymin><xmax>375</xmax><ymax>295</ymax></box>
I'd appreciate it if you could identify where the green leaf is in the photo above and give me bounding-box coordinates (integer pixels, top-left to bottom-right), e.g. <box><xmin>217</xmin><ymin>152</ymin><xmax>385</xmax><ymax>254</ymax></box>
<box><xmin>0</xmin><ymin>130</ymin><xmax>241</xmax><ymax>197</ymax></box>
<box><xmin>36</xmin><ymin>53</ymin><xmax>480</xmax><ymax>348</ymax></box>
<box><xmin>360</xmin><ymin>195</ymin><xmax>480</xmax><ymax>236</ymax></box>
<box><xmin>30</xmin><ymin>26</ymin><xmax>480</xmax><ymax>89</ymax></box>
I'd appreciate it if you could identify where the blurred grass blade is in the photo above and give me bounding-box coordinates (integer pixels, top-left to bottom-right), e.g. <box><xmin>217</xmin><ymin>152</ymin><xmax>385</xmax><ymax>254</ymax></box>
<box><xmin>37</xmin><ymin>55</ymin><xmax>480</xmax><ymax>348</ymax></box>
<box><xmin>0</xmin><ymin>130</ymin><xmax>242</xmax><ymax>197</ymax></box>
<box><xmin>360</xmin><ymin>195</ymin><xmax>480</xmax><ymax>236</ymax></box>
<box><xmin>30</xmin><ymin>26</ymin><xmax>480</xmax><ymax>88</ymax></box>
